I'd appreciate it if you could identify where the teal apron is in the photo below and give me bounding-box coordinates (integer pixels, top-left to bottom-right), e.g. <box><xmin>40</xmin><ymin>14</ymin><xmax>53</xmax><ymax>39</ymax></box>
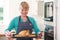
<box><xmin>16</xmin><ymin>16</ymin><xmax>33</xmax><ymax>40</ymax></box>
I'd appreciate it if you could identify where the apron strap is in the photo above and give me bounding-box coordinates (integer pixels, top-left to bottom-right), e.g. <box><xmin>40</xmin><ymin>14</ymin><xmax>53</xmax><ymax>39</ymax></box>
<box><xmin>26</xmin><ymin>16</ymin><xmax>32</xmax><ymax>23</ymax></box>
<box><xmin>19</xmin><ymin>16</ymin><xmax>21</xmax><ymax>22</ymax></box>
<box><xmin>19</xmin><ymin>16</ymin><xmax>32</xmax><ymax>23</ymax></box>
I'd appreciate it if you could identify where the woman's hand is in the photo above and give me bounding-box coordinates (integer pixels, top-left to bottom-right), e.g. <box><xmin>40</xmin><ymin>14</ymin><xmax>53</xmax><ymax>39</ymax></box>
<box><xmin>35</xmin><ymin>32</ymin><xmax>43</xmax><ymax>40</ymax></box>
<box><xmin>38</xmin><ymin>32</ymin><xmax>43</xmax><ymax>38</ymax></box>
<box><xmin>5</xmin><ymin>31</ymin><xmax>11</xmax><ymax>39</ymax></box>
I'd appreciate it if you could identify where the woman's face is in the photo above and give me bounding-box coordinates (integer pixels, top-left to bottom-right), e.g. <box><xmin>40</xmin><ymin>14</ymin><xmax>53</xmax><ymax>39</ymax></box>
<box><xmin>21</xmin><ymin>9</ymin><xmax>28</xmax><ymax>16</ymax></box>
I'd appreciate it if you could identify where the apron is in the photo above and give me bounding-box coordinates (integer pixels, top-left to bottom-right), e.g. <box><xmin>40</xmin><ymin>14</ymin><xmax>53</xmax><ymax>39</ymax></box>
<box><xmin>16</xmin><ymin>16</ymin><xmax>33</xmax><ymax>40</ymax></box>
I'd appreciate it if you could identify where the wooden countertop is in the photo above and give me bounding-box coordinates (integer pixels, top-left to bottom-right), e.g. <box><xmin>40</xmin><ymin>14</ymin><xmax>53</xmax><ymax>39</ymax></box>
<box><xmin>0</xmin><ymin>34</ymin><xmax>5</xmax><ymax>37</ymax></box>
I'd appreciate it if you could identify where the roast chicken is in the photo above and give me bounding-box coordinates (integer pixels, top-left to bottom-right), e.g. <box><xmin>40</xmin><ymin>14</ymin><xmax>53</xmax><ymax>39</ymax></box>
<box><xmin>15</xmin><ymin>30</ymin><xmax>36</xmax><ymax>37</ymax></box>
<box><xmin>15</xmin><ymin>30</ymin><xmax>30</xmax><ymax>37</ymax></box>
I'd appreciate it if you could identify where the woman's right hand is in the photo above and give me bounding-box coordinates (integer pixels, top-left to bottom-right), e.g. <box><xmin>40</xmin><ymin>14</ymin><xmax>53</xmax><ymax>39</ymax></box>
<box><xmin>5</xmin><ymin>31</ymin><xmax>11</xmax><ymax>39</ymax></box>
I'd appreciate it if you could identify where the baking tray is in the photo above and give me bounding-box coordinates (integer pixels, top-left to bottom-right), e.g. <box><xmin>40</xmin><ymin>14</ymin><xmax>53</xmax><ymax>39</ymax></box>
<box><xmin>12</xmin><ymin>34</ymin><xmax>37</xmax><ymax>38</ymax></box>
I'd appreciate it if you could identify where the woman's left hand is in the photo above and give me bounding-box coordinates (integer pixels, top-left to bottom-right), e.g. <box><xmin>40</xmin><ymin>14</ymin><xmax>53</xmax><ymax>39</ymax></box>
<box><xmin>35</xmin><ymin>32</ymin><xmax>43</xmax><ymax>40</ymax></box>
<box><xmin>38</xmin><ymin>32</ymin><xmax>43</xmax><ymax>38</ymax></box>
<box><xmin>36</xmin><ymin>31</ymin><xmax>43</xmax><ymax>39</ymax></box>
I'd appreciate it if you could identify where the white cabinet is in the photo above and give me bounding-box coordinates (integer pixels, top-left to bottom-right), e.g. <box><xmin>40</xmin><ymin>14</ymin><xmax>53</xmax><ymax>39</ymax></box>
<box><xmin>38</xmin><ymin>1</ymin><xmax>44</xmax><ymax>17</ymax></box>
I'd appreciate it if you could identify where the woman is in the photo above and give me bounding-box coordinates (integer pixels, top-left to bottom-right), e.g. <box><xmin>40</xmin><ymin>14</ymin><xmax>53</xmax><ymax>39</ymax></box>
<box><xmin>5</xmin><ymin>1</ymin><xmax>42</xmax><ymax>40</ymax></box>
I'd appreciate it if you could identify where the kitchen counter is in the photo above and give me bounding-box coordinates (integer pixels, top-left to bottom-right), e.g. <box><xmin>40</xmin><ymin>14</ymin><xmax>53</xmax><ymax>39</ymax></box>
<box><xmin>0</xmin><ymin>34</ymin><xmax>7</xmax><ymax>40</ymax></box>
<box><xmin>0</xmin><ymin>34</ymin><xmax>5</xmax><ymax>37</ymax></box>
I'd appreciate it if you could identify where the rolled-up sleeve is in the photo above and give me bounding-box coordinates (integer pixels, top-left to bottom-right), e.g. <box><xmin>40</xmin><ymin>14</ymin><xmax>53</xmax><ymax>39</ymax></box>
<box><xmin>30</xmin><ymin>18</ymin><xmax>41</xmax><ymax>34</ymax></box>
<box><xmin>5</xmin><ymin>18</ymin><xmax>15</xmax><ymax>31</ymax></box>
